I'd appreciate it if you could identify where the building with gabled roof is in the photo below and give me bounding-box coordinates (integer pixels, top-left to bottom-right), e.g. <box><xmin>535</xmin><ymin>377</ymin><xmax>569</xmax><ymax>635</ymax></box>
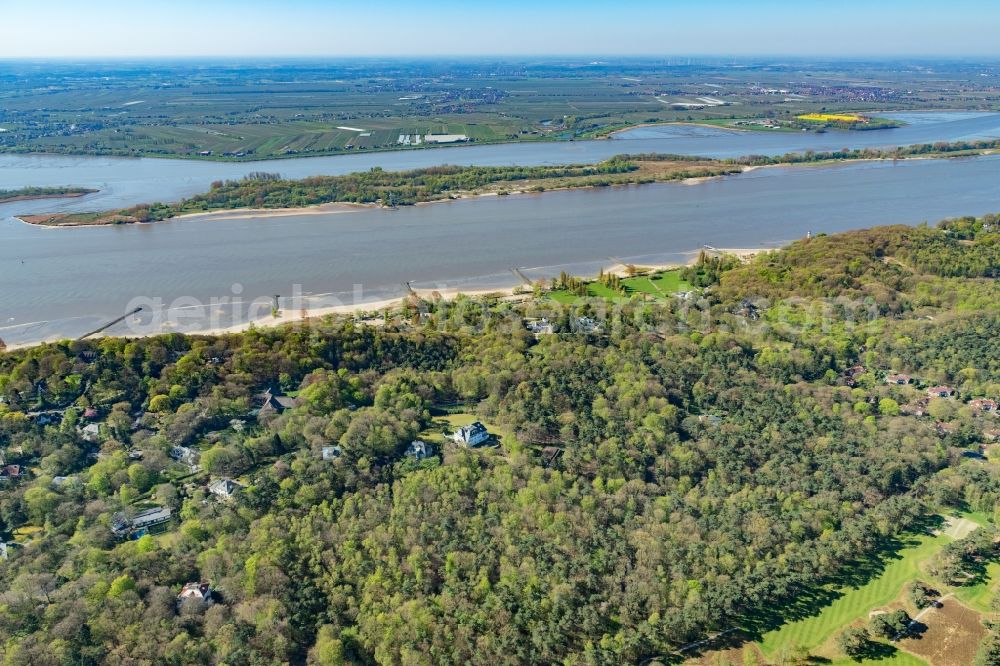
<box><xmin>208</xmin><ymin>478</ymin><xmax>242</xmax><ymax>500</ymax></box>
<box><xmin>452</xmin><ymin>422</ymin><xmax>490</xmax><ymax>447</ymax></box>
<box><xmin>970</xmin><ymin>398</ymin><xmax>997</xmax><ymax>413</ymax></box>
<box><xmin>178</xmin><ymin>582</ymin><xmax>214</xmax><ymax>605</ymax></box>
<box><xmin>254</xmin><ymin>388</ymin><xmax>300</xmax><ymax>419</ymax></box>
<box><xmin>0</xmin><ymin>465</ymin><xmax>22</xmax><ymax>482</ymax></box>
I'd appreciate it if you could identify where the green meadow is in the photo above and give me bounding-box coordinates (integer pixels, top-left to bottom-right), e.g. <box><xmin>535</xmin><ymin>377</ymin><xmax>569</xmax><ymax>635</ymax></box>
<box><xmin>548</xmin><ymin>268</ymin><xmax>691</xmax><ymax>304</ymax></box>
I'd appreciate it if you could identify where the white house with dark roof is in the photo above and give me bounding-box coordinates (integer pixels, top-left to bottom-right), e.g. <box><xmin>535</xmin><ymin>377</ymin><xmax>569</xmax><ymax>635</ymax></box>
<box><xmin>178</xmin><ymin>582</ymin><xmax>213</xmax><ymax>606</ymax></box>
<box><xmin>208</xmin><ymin>478</ymin><xmax>242</xmax><ymax>500</ymax></box>
<box><xmin>452</xmin><ymin>422</ymin><xmax>490</xmax><ymax>447</ymax></box>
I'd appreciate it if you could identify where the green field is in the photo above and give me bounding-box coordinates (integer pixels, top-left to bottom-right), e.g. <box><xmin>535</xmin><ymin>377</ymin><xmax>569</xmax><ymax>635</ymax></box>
<box><xmin>758</xmin><ymin>531</ymin><xmax>947</xmax><ymax>657</ymax></box>
<box><xmin>548</xmin><ymin>269</ymin><xmax>691</xmax><ymax>304</ymax></box>
<box><xmin>417</xmin><ymin>412</ymin><xmax>508</xmax><ymax>448</ymax></box>
<box><xmin>3</xmin><ymin>60</ymin><xmax>996</xmax><ymax>160</ymax></box>
<box><xmin>743</xmin><ymin>510</ymin><xmax>999</xmax><ymax>664</ymax></box>
<box><xmin>954</xmin><ymin>560</ymin><xmax>1000</xmax><ymax>613</ymax></box>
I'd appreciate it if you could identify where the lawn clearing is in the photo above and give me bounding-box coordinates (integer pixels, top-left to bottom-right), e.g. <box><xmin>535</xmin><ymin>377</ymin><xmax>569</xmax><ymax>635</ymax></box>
<box><xmin>938</xmin><ymin>515</ymin><xmax>980</xmax><ymax>539</ymax></box>
<box><xmin>548</xmin><ymin>269</ymin><xmax>691</xmax><ymax>304</ymax></box>
<box><xmin>631</xmin><ymin>269</ymin><xmax>691</xmax><ymax>295</ymax></box>
<box><xmin>757</xmin><ymin>530</ymin><xmax>949</xmax><ymax>657</ymax></box>
<box><xmin>419</xmin><ymin>412</ymin><xmax>508</xmax><ymax>447</ymax></box>
<box><xmin>953</xmin><ymin>560</ymin><xmax>1000</xmax><ymax>613</ymax></box>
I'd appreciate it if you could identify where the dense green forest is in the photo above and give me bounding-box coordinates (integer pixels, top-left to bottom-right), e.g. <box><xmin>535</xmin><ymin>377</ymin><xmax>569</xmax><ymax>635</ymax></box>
<box><xmin>0</xmin><ymin>216</ymin><xmax>998</xmax><ymax>664</ymax></box>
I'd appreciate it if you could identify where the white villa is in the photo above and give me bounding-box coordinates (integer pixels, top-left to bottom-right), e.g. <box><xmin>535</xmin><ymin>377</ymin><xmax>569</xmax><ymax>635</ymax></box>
<box><xmin>208</xmin><ymin>478</ymin><xmax>242</xmax><ymax>500</ymax></box>
<box><xmin>452</xmin><ymin>422</ymin><xmax>490</xmax><ymax>447</ymax></box>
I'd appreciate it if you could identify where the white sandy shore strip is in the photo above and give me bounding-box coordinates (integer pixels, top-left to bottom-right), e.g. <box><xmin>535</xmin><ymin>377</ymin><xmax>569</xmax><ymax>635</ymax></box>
<box><xmin>2</xmin><ymin>248</ymin><xmax>773</xmax><ymax>351</ymax></box>
<box><xmin>172</xmin><ymin>202</ymin><xmax>374</xmax><ymax>222</ymax></box>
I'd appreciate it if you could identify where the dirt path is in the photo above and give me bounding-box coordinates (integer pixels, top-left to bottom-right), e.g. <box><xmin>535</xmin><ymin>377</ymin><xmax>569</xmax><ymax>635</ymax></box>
<box><xmin>937</xmin><ymin>516</ymin><xmax>980</xmax><ymax>539</ymax></box>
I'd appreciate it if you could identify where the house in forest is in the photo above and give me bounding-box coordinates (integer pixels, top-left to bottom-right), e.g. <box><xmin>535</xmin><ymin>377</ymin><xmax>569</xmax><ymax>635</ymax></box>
<box><xmin>208</xmin><ymin>478</ymin><xmax>242</xmax><ymax>500</ymax></box>
<box><xmin>170</xmin><ymin>446</ymin><xmax>200</xmax><ymax>471</ymax></box>
<box><xmin>405</xmin><ymin>440</ymin><xmax>433</xmax><ymax>460</ymax></box>
<box><xmin>927</xmin><ymin>386</ymin><xmax>955</xmax><ymax>399</ymax></box>
<box><xmin>526</xmin><ymin>318</ymin><xmax>555</xmax><ymax>335</ymax></box>
<box><xmin>178</xmin><ymin>582</ymin><xmax>213</xmax><ymax>605</ymax></box>
<box><xmin>900</xmin><ymin>399</ymin><xmax>929</xmax><ymax>417</ymax></box>
<box><xmin>970</xmin><ymin>398</ymin><xmax>997</xmax><ymax>414</ymax></box>
<box><xmin>51</xmin><ymin>475</ymin><xmax>78</xmax><ymax>488</ymax></box>
<box><xmin>321</xmin><ymin>445</ymin><xmax>342</xmax><ymax>461</ymax></box>
<box><xmin>111</xmin><ymin>506</ymin><xmax>172</xmax><ymax>537</ymax></box>
<box><xmin>254</xmin><ymin>388</ymin><xmax>300</xmax><ymax>420</ymax></box>
<box><xmin>452</xmin><ymin>422</ymin><xmax>490</xmax><ymax>447</ymax></box>
<box><xmin>842</xmin><ymin>365</ymin><xmax>867</xmax><ymax>386</ymax></box>
<box><xmin>936</xmin><ymin>421</ymin><xmax>957</xmax><ymax>435</ymax></box>
<box><xmin>886</xmin><ymin>373</ymin><xmax>912</xmax><ymax>385</ymax></box>
<box><xmin>0</xmin><ymin>465</ymin><xmax>22</xmax><ymax>482</ymax></box>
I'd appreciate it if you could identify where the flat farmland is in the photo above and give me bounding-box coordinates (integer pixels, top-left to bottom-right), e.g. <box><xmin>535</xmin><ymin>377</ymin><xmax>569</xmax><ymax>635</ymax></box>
<box><xmin>3</xmin><ymin>59</ymin><xmax>999</xmax><ymax>159</ymax></box>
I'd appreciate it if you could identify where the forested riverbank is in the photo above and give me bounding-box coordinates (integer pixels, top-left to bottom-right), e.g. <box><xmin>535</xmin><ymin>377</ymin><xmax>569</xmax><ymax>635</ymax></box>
<box><xmin>17</xmin><ymin>139</ymin><xmax>1000</xmax><ymax>228</ymax></box>
<box><xmin>1</xmin><ymin>216</ymin><xmax>998</xmax><ymax>664</ymax></box>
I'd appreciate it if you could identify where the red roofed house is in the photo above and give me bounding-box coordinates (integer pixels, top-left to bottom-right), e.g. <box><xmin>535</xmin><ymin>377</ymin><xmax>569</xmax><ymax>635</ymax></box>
<box><xmin>0</xmin><ymin>465</ymin><xmax>22</xmax><ymax>482</ymax></box>
<box><xmin>970</xmin><ymin>398</ymin><xmax>998</xmax><ymax>414</ymax></box>
<box><xmin>936</xmin><ymin>421</ymin><xmax>957</xmax><ymax>435</ymax></box>
<box><xmin>927</xmin><ymin>386</ymin><xmax>955</xmax><ymax>399</ymax></box>
<box><xmin>900</xmin><ymin>399</ymin><xmax>929</xmax><ymax>417</ymax></box>
<box><xmin>886</xmin><ymin>374</ymin><xmax>912</xmax><ymax>385</ymax></box>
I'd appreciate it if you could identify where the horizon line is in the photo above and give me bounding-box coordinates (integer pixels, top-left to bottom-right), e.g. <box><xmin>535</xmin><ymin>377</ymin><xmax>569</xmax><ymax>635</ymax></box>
<box><xmin>2</xmin><ymin>53</ymin><xmax>1000</xmax><ymax>61</ymax></box>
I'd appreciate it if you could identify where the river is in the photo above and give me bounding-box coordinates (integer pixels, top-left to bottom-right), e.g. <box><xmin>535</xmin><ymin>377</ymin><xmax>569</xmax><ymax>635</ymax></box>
<box><xmin>2</xmin><ymin>152</ymin><xmax>1000</xmax><ymax>346</ymax></box>
<box><xmin>2</xmin><ymin>111</ymin><xmax>1000</xmax><ymax>214</ymax></box>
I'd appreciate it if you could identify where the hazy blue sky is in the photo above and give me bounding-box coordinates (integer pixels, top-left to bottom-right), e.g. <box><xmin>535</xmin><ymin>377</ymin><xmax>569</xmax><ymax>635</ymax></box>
<box><xmin>4</xmin><ymin>0</ymin><xmax>1000</xmax><ymax>58</ymax></box>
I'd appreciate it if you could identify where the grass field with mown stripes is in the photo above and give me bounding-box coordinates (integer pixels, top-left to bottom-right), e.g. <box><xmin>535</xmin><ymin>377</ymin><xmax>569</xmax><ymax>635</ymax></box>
<box><xmin>757</xmin><ymin>529</ymin><xmax>949</xmax><ymax>658</ymax></box>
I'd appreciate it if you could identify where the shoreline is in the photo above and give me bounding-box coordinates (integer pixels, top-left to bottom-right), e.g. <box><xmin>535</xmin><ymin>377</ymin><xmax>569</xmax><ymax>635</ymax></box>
<box><xmin>1</xmin><ymin>247</ymin><xmax>769</xmax><ymax>352</ymax></box>
<box><xmin>0</xmin><ymin>190</ymin><xmax>97</xmax><ymax>205</ymax></box>
<box><xmin>607</xmin><ymin>121</ymin><xmax>750</xmax><ymax>137</ymax></box>
<box><xmin>14</xmin><ymin>145</ymin><xmax>998</xmax><ymax>230</ymax></box>
<box><xmin>13</xmin><ymin>167</ymin><xmax>746</xmax><ymax>228</ymax></box>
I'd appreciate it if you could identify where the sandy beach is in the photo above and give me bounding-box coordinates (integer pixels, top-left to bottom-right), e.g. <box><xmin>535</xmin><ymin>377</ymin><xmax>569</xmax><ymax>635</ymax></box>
<box><xmin>171</xmin><ymin>201</ymin><xmax>375</xmax><ymax>222</ymax></box>
<box><xmin>1</xmin><ymin>248</ymin><xmax>770</xmax><ymax>352</ymax></box>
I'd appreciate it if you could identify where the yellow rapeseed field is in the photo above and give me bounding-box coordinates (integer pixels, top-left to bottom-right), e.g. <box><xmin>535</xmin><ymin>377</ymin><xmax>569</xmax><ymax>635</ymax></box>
<box><xmin>797</xmin><ymin>113</ymin><xmax>867</xmax><ymax>123</ymax></box>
